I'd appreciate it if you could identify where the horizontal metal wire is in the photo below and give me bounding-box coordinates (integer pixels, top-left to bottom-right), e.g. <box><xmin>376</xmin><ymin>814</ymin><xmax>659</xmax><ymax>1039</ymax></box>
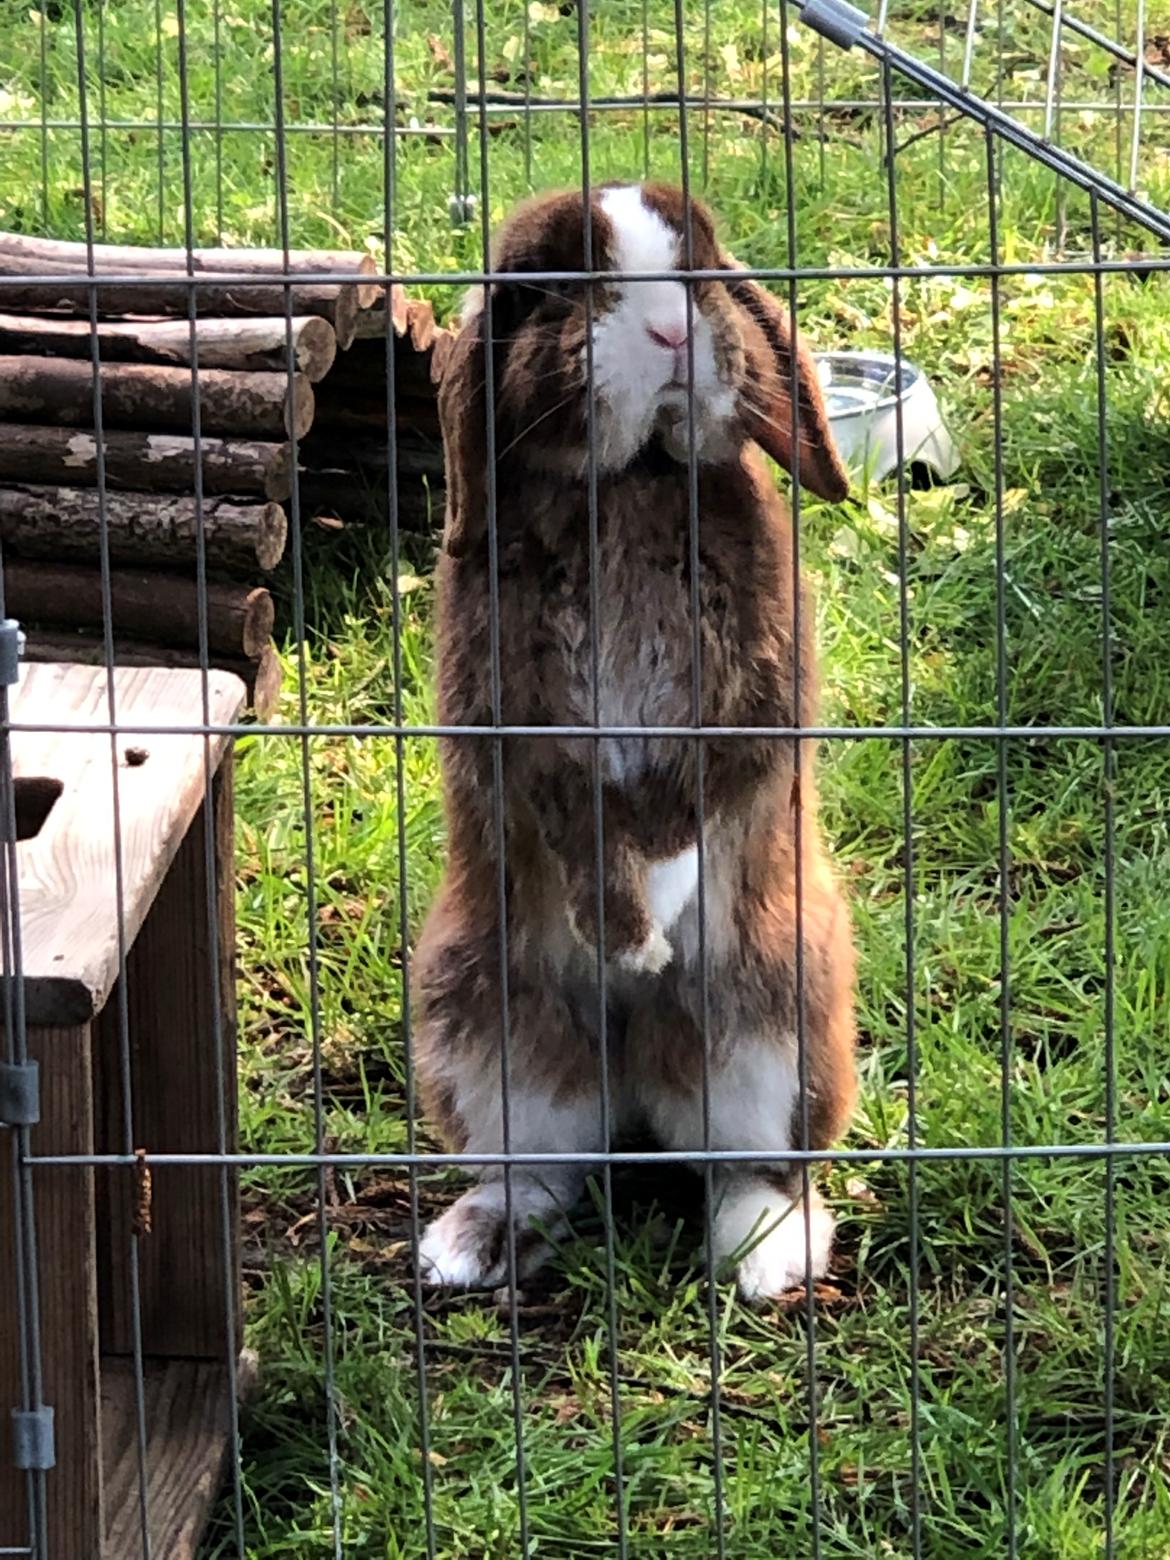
<box><xmin>3</xmin><ymin>255</ymin><xmax>1170</xmax><ymax>288</ymax></box>
<box><xmin>5</xmin><ymin>720</ymin><xmax>1167</xmax><ymax>741</ymax></box>
<box><xmin>25</xmin><ymin>1141</ymin><xmax>1170</xmax><ymax>1168</ymax></box>
<box><xmin>2</xmin><ymin>95</ymin><xmax>1168</xmax><ymax>136</ymax></box>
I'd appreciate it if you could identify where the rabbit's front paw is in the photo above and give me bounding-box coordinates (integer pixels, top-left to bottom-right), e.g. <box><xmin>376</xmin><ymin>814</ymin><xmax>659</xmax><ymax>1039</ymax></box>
<box><xmin>714</xmin><ymin>1180</ymin><xmax>834</xmax><ymax>1302</ymax></box>
<box><xmin>419</xmin><ymin>1181</ymin><xmax>558</xmax><ymax>1288</ymax></box>
<box><xmin>614</xmin><ymin>920</ymin><xmax>673</xmax><ymax>976</ymax></box>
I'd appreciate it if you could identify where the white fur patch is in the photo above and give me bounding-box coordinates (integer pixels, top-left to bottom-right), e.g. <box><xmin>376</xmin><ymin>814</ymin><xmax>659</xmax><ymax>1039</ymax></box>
<box><xmin>599</xmin><ymin>184</ymin><xmax>679</xmax><ymax>275</ymax></box>
<box><xmin>615</xmin><ymin>919</ymin><xmax>673</xmax><ymax>977</ymax></box>
<box><xmin>640</xmin><ymin>1032</ymin><xmax>799</xmax><ymax>1156</ymax></box>
<box><xmin>645</xmin><ymin>847</ymin><xmax>699</xmax><ymax>931</ymax></box>
<box><xmin>588</xmin><ymin>184</ymin><xmax>730</xmax><ymax>471</ymax></box>
<box><xmin>714</xmin><ymin>1180</ymin><xmax>834</xmax><ymax>1299</ymax></box>
<box><xmin>419</xmin><ymin>1176</ymin><xmax>570</xmax><ymax>1288</ymax></box>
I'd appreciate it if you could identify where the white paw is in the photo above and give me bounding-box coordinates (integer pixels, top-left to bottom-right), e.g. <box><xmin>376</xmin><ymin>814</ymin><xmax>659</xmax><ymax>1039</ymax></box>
<box><xmin>615</xmin><ymin>920</ymin><xmax>673</xmax><ymax>976</ymax></box>
<box><xmin>418</xmin><ymin>1183</ymin><xmax>557</xmax><ymax>1289</ymax></box>
<box><xmin>714</xmin><ymin>1181</ymin><xmax>835</xmax><ymax>1301</ymax></box>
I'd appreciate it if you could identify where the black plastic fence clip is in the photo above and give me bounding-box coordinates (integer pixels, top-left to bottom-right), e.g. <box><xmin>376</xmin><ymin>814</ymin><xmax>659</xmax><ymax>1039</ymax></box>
<box><xmin>798</xmin><ymin>0</ymin><xmax>869</xmax><ymax>51</ymax></box>
<box><xmin>0</xmin><ymin>1060</ymin><xmax>39</xmax><ymax>1128</ymax></box>
<box><xmin>11</xmin><ymin>1406</ymin><xmax>55</xmax><ymax>1472</ymax></box>
<box><xmin>0</xmin><ymin>619</ymin><xmax>24</xmax><ymax>688</ymax></box>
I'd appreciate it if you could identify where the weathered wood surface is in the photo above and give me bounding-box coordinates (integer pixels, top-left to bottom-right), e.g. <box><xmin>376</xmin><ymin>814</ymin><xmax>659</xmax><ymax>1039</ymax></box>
<box><xmin>0</xmin><ymin>484</ymin><xmax>287</xmax><ymax>572</ymax></box>
<box><xmin>0</xmin><ymin>230</ymin><xmax>377</xmax><ymax>290</ymax></box>
<box><xmin>0</xmin><ymin>355</ymin><xmax>314</xmax><ymax>440</ymax></box>
<box><xmin>0</xmin><ymin>1024</ymin><xmax>103</xmax><ymax>1559</ymax></box>
<box><xmin>351</xmin><ymin>285</ymin><xmax>441</xmax><ymax>350</ymax></box>
<box><xmin>0</xmin><ymin>310</ymin><xmax>338</xmax><ymax>380</ymax></box>
<box><xmin>3</xmin><ymin>559</ymin><xmax>274</xmax><ymax>659</ymax></box>
<box><xmin>0</xmin><ymin>423</ymin><xmax>293</xmax><ymax>499</ymax></box>
<box><xmin>0</xmin><ymin>274</ymin><xmax>363</xmax><ymax>344</ymax></box>
<box><xmin>0</xmin><ymin>662</ymin><xmax>244</xmax><ymax>1024</ymax></box>
<box><xmin>23</xmin><ymin>632</ymin><xmax>282</xmax><ymax>719</ymax></box>
<box><xmin>102</xmin><ymin>1359</ymin><xmax>246</xmax><ymax>1560</ymax></box>
<box><xmin>96</xmin><ymin>766</ymin><xmax>239</xmax><ymax>1361</ymax></box>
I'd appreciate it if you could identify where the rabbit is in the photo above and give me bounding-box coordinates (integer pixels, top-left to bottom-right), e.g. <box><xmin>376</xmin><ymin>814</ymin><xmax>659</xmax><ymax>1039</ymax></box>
<box><xmin>411</xmin><ymin>180</ymin><xmax>857</xmax><ymax>1301</ymax></box>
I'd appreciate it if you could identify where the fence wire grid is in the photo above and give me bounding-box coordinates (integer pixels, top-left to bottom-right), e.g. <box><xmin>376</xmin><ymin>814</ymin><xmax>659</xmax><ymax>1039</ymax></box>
<box><xmin>2</xmin><ymin>0</ymin><xmax>1170</xmax><ymax>1556</ymax></box>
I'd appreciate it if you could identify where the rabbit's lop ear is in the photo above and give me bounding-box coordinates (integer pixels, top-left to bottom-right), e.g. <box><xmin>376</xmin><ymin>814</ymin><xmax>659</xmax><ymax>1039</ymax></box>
<box><xmin>719</xmin><ymin>248</ymin><xmax>849</xmax><ymax>503</ymax></box>
<box><xmin>436</xmin><ymin>298</ymin><xmax>488</xmax><ymax>559</ymax></box>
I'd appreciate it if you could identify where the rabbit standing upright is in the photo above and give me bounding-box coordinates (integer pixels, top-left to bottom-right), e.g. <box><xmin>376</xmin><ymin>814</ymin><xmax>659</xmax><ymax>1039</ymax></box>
<box><xmin>412</xmin><ymin>182</ymin><xmax>857</xmax><ymax>1300</ymax></box>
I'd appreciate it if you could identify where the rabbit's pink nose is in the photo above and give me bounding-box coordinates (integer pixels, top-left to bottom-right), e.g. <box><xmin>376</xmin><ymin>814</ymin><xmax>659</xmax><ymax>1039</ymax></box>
<box><xmin>646</xmin><ymin>320</ymin><xmax>688</xmax><ymax>351</ymax></box>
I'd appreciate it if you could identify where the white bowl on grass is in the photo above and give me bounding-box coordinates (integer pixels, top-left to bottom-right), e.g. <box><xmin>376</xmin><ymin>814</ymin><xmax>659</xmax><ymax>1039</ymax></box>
<box><xmin>815</xmin><ymin>350</ymin><xmax>959</xmax><ymax>485</ymax></box>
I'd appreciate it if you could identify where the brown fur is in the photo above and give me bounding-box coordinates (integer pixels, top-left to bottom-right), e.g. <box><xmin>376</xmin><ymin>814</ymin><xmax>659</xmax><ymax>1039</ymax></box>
<box><xmin>412</xmin><ymin>184</ymin><xmax>857</xmax><ymax>1289</ymax></box>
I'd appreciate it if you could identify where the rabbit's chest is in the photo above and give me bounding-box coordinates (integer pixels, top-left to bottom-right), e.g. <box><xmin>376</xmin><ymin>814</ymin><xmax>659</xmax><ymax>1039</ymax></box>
<box><xmin>552</xmin><ymin>550</ymin><xmax>733</xmax><ymax>786</ymax></box>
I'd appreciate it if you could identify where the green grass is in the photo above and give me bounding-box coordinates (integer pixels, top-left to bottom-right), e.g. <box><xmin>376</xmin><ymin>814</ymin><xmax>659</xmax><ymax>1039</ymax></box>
<box><xmin>6</xmin><ymin>2</ymin><xmax>1170</xmax><ymax>1555</ymax></box>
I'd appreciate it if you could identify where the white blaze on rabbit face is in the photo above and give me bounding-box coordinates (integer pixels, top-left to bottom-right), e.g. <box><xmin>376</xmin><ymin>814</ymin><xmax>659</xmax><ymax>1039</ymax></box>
<box><xmin>590</xmin><ymin>185</ymin><xmax>736</xmax><ymax>470</ymax></box>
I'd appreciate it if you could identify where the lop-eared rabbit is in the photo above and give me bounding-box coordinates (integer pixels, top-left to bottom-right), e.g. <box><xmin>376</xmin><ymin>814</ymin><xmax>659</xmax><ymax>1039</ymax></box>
<box><xmin>412</xmin><ymin>181</ymin><xmax>857</xmax><ymax>1300</ymax></box>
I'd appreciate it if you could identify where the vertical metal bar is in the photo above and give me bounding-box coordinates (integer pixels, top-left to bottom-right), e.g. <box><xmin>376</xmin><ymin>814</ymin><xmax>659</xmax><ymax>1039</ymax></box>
<box><xmin>816</xmin><ymin>35</ymin><xmax>827</xmax><ymax>189</ymax></box>
<box><xmin>154</xmin><ymin>0</ymin><xmax>166</xmax><ymax>239</ymax></box>
<box><xmin>452</xmin><ymin>0</ymin><xmax>470</xmax><ymax>221</ymax></box>
<box><xmin>779</xmin><ymin>7</ymin><xmax>821</xmax><ymax>1554</ymax></box>
<box><xmin>0</xmin><ymin>606</ymin><xmax>47</xmax><ymax>1557</ymax></box>
<box><xmin>573</xmin><ymin>13</ymin><xmax>627</xmax><ymax>1554</ymax></box>
<box><xmin>881</xmin><ymin>55</ymin><xmax>922</xmax><ymax>1560</ymax></box>
<box><xmin>470</xmin><ymin>0</ymin><xmax>530</xmax><ymax>1545</ymax></box>
<box><xmin>641</xmin><ymin>0</ymin><xmax>651</xmax><ymax>177</ymax></box>
<box><xmin>214</xmin><ymin>0</ymin><xmax>225</xmax><ymax>242</ymax></box>
<box><xmin>71</xmin><ymin>2</ymin><xmax>155</xmax><ymax>1550</ymax></box>
<box><xmin>1128</xmin><ymin>0</ymin><xmax>1146</xmax><ymax>194</ymax></box>
<box><xmin>96</xmin><ymin>0</ymin><xmax>108</xmax><ymax>240</ymax></box>
<box><xmin>330</xmin><ymin>0</ymin><xmax>341</xmax><ymax>213</ymax></box>
<box><xmin>1043</xmin><ymin>0</ymin><xmax>1065</xmax><ymax>141</ymax></box>
<box><xmin>173</xmin><ymin>2</ymin><xmax>248</xmax><ymax>1551</ymax></box>
<box><xmin>383</xmin><ymin>0</ymin><xmax>438</xmax><ymax>1548</ymax></box>
<box><xmin>702</xmin><ymin>0</ymin><xmax>712</xmax><ymax>189</ymax></box>
<box><xmin>522</xmin><ymin>0</ymin><xmax>532</xmax><ymax>186</ymax></box>
<box><xmin>985</xmin><ymin>124</ymin><xmax>1018</xmax><ymax>1560</ymax></box>
<box><xmin>1090</xmin><ymin>190</ymin><xmax>1117</xmax><ymax>1560</ymax></box>
<box><xmin>961</xmin><ymin>0</ymin><xmax>979</xmax><ymax>93</ymax></box>
<box><xmin>269</xmin><ymin>4</ymin><xmax>344</xmax><ymax>1552</ymax></box>
<box><xmin>673</xmin><ymin>6</ymin><xmax>725</xmax><ymax>1555</ymax></box>
<box><xmin>38</xmin><ymin>2</ymin><xmax>49</xmax><ymax>227</ymax></box>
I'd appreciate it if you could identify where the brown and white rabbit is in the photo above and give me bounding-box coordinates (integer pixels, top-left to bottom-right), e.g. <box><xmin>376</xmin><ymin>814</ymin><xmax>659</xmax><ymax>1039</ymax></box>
<box><xmin>411</xmin><ymin>181</ymin><xmax>857</xmax><ymax>1300</ymax></box>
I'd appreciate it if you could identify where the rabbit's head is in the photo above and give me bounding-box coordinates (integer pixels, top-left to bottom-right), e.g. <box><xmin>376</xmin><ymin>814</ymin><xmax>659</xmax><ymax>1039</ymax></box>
<box><xmin>438</xmin><ymin>181</ymin><xmax>848</xmax><ymax>555</ymax></box>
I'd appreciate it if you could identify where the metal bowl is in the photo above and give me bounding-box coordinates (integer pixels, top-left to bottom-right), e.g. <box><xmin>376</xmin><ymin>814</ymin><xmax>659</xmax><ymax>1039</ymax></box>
<box><xmin>814</xmin><ymin>350</ymin><xmax>959</xmax><ymax>484</ymax></box>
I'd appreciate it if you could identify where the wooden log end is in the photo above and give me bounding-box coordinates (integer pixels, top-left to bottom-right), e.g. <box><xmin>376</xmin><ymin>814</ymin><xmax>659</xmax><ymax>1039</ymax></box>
<box><xmin>286</xmin><ymin>375</ymin><xmax>316</xmax><ymax>441</ymax></box>
<box><xmin>332</xmin><ymin>285</ymin><xmax>359</xmax><ymax>352</ymax></box>
<box><xmin>297</xmin><ymin>316</ymin><xmax>338</xmax><ymax>382</ymax></box>
<box><xmin>265</xmin><ymin>443</ymin><xmax>294</xmax><ymax>503</ymax></box>
<box><xmin>406</xmin><ymin>299</ymin><xmax>436</xmax><ymax>354</ymax></box>
<box><xmin>256</xmin><ymin>502</ymin><xmax>288</xmax><ymax>572</ymax></box>
<box><xmin>241</xmin><ymin>586</ymin><xmax>275</xmax><ymax>660</ymax></box>
<box><xmin>354</xmin><ymin>253</ymin><xmax>381</xmax><ymax>311</ymax></box>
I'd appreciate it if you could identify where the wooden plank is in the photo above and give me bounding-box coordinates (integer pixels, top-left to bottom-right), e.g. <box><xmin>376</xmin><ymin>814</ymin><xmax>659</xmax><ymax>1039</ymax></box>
<box><xmin>2</xmin><ymin>662</ymin><xmax>243</xmax><ymax>1024</ymax></box>
<box><xmin>96</xmin><ymin>766</ymin><xmax>240</xmax><ymax>1361</ymax></box>
<box><xmin>0</xmin><ymin>1024</ymin><xmax>103</xmax><ymax>1558</ymax></box>
<box><xmin>101</xmin><ymin>1358</ymin><xmax>244</xmax><ymax>1559</ymax></box>
<box><xmin>22</xmin><ymin>632</ymin><xmax>283</xmax><ymax>720</ymax></box>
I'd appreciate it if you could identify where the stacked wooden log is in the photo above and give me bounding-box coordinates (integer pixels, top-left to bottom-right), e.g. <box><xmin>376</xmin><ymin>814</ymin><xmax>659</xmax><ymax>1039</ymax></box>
<box><xmin>298</xmin><ymin>286</ymin><xmax>451</xmax><ymax>541</ymax></box>
<box><xmin>0</xmin><ymin>232</ymin><xmax>452</xmax><ymax>716</ymax></box>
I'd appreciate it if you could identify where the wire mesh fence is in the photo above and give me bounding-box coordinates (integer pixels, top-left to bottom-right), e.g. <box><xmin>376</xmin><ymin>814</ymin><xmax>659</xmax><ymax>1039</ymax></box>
<box><xmin>1</xmin><ymin>1</ymin><xmax>1169</xmax><ymax>1556</ymax></box>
